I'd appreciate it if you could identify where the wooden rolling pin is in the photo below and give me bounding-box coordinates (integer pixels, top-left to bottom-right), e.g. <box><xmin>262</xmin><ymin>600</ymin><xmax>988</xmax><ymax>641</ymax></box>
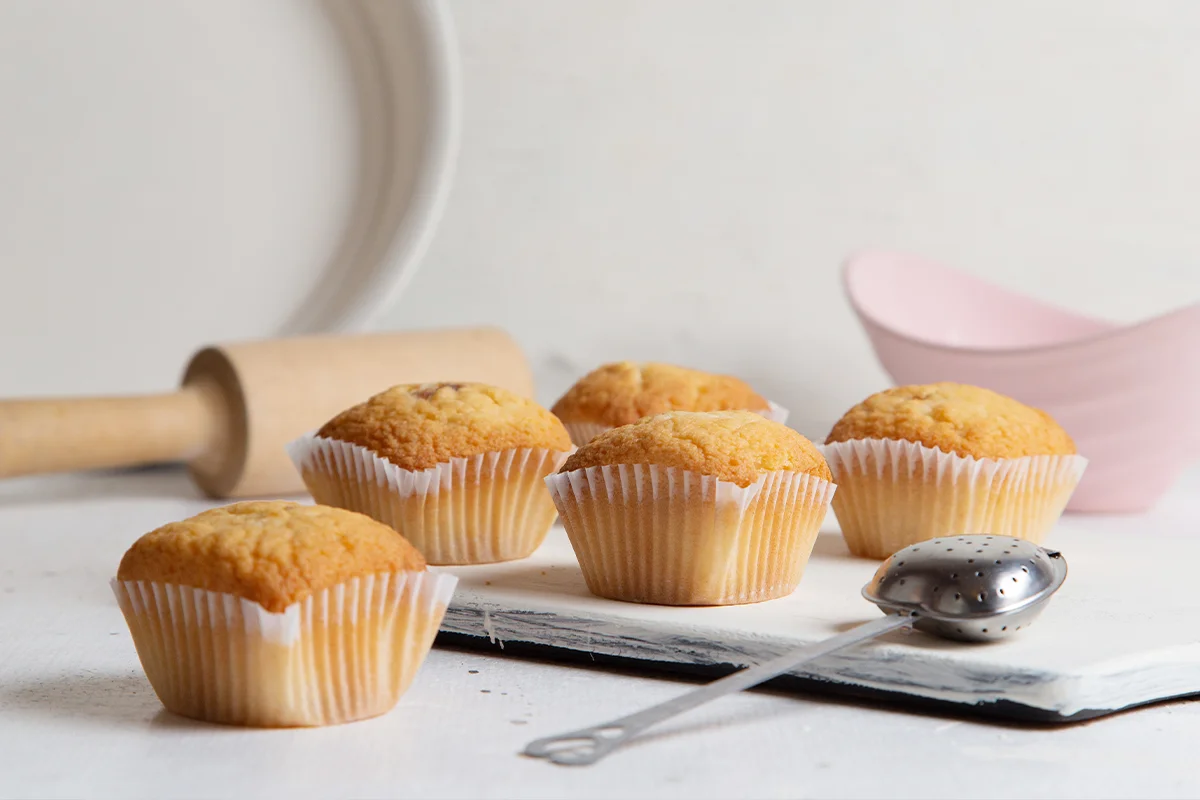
<box><xmin>0</xmin><ymin>327</ymin><xmax>534</xmax><ymax>498</ymax></box>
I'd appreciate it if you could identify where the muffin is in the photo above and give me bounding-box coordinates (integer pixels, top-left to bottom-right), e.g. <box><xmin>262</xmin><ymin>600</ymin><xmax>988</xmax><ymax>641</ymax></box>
<box><xmin>111</xmin><ymin>501</ymin><xmax>456</xmax><ymax>728</ymax></box>
<box><xmin>822</xmin><ymin>382</ymin><xmax>1088</xmax><ymax>559</ymax></box>
<box><xmin>286</xmin><ymin>382</ymin><xmax>572</xmax><ymax>565</ymax></box>
<box><xmin>550</xmin><ymin>361</ymin><xmax>787</xmax><ymax>446</ymax></box>
<box><xmin>547</xmin><ymin>410</ymin><xmax>836</xmax><ymax>605</ymax></box>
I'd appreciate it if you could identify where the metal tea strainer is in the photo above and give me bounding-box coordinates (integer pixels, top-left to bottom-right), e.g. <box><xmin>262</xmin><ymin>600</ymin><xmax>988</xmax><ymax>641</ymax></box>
<box><xmin>524</xmin><ymin>534</ymin><xmax>1068</xmax><ymax>766</ymax></box>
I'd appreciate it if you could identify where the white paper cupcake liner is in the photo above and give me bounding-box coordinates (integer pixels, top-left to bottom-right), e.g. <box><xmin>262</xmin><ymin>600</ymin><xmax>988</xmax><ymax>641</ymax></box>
<box><xmin>820</xmin><ymin>438</ymin><xmax>1088</xmax><ymax>559</ymax></box>
<box><xmin>561</xmin><ymin>422</ymin><xmax>613</xmax><ymax>447</ymax></box>
<box><xmin>287</xmin><ymin>435</ymin><xmax>570</xmax><ymax>565</ymax></box>
<box><xmin>111</xmin><ymin>570</ymin><xmax>457</xmax><ymax>728</ymax></box>
<box><xmin>760</xmin><ymin>400</ymin><xmax>790</xmax><ymax>424</ymax></box>
<box><xmin>561</xmin><ymin>401</ymin><xmax>790</xmax><ymax>447</ymax></box>
<box><xmin>546</xmin><ymin>463</ymin><xmax>835</xmax><ymax>606</ymax></box>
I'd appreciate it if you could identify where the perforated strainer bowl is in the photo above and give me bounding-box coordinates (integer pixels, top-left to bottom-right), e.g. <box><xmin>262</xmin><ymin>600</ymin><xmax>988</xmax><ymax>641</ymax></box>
<box><xmin>863</xmin><ymin>535</ymin><xmax>1067</xmax><ymax>642</ymax></box>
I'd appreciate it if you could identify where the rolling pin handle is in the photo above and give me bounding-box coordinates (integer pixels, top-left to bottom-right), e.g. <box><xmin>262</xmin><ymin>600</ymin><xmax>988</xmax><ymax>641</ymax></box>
<box><xmin>0</xmin><ymin>385</ymin><xmax>223</xmax><ymax>479</ymax></box>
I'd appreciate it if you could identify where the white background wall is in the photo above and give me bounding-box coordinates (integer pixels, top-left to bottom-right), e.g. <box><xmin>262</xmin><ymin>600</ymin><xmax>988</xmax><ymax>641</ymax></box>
<box><xmin>400</xmin><ymin>0</ymin><xmax>1200</xmax><ymax>438</ymax></box>
<box><xmin>3</xmin><ymin>1</ymin><xmax>1199</xmax><ymax>441</ymax></box>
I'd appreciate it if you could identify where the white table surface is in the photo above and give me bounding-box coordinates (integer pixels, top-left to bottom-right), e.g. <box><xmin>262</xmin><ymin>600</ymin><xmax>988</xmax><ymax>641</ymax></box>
<box><xmin>3</xmin><ymin>468</ymin><xmax>1200</xmax><ymax>800</ymax></box>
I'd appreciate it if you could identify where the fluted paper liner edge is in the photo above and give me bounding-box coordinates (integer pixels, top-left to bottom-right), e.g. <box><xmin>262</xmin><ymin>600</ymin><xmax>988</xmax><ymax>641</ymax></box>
<box><xmin>545</xmin><ymin>463</ymin><xmax>835</xmax><ymax>605</ymax></box>
<box><xmin>820</xmin><ymin>438</ymin><xmax>1088</xmax><ymax>560</ymax></box>
<box><xmin>286</xmin><ymin>435</ymin><xmax>570</xmax><ymax>565</ymax></box>
<box><xmin>111</xmin><ymin>570</ymin><xmax>457</xmax><ymax>727</ymax></box>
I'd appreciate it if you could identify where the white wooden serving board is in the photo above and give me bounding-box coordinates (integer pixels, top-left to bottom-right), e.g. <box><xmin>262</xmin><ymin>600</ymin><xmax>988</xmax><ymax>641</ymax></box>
<box><xmin>437</xmin><ymin>467</ymin><xmax>1200</xmax><ymax>723</ymax></box>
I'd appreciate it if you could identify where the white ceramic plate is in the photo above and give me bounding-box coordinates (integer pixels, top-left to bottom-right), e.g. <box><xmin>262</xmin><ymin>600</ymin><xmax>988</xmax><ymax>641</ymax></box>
<box><xmin>0</xmin><ymin>0</ymin><xmax>459</xmax><ymax>396</ymax></box>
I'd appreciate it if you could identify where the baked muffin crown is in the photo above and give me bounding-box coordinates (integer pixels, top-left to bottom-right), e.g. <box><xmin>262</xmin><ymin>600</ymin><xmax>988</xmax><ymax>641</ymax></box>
<box><xmin>317</xmin><ymin>382</ymin><xmax>571</xmax><ymax>470</ymax></box>
<box><xmin>825</xmin><ymin>382</ymin><xmax>1077</xmax><ymax>459</ymax></box>
<box><xmin>551</xmin><ymin>362</ymin><xmax>770</xmax><ymax>428</ymax></box>
<box><xmin>116</xmin><ymin>501</ymin><xmax>425</xmax><ymax>613</ymax></box>
<box><xmin>561</xmin><ymin>410</ymin><xmax>831</xmax><ymax>487</ymax></box>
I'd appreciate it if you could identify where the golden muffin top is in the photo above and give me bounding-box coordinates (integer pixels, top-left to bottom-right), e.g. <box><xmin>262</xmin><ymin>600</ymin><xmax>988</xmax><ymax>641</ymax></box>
<box><xmin>116</xmin><ymin>501</ymin><xmax>425</xmax><ymax>613</ymax></box>
<box><xmin>560</xmin><ymin>410</ymin><xmax>830</xmax><ymax>487</ymax></box>
<box><xmin>825</xmin><ymin>382</ymin><xmax>1077</xmax><ymax>459</ymax></box>
<box><xmin>551</xmin><ymin>362</ymin><xmax>770</xmax><ymax>428</ymax></box>
<box><xmin>317</xmin><ymin>382</ymin><xmax>571</xmax><ymax>470</ymax></box>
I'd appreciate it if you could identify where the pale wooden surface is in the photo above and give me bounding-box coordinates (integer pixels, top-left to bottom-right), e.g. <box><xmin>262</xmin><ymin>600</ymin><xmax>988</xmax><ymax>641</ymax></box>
<box><xmin>2</xmin><ymin>467</ymin><xmax>1200</xmax><ymax>799</ymax></box>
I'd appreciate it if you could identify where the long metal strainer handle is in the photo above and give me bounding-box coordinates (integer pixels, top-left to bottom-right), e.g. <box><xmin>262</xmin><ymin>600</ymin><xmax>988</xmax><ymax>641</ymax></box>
<box><xmin>522</xmin><ymin>614</ymin><xmax>914</xmax><ymax>766</ymax></box>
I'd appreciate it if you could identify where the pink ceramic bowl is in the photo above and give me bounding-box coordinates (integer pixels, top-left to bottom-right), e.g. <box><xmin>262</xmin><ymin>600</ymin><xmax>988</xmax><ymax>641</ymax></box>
<box><xmin>843</xmin><ymin>250</ymin><xmax>1200</xmax><ymax>513</ymax></box>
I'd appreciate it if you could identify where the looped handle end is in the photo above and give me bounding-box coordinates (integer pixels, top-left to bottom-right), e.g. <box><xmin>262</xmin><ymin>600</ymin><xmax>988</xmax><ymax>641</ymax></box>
<box><xmin>522</xmin><ymin>725</ymin><xmax>629</xmax><ymax>766</ymax></box>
